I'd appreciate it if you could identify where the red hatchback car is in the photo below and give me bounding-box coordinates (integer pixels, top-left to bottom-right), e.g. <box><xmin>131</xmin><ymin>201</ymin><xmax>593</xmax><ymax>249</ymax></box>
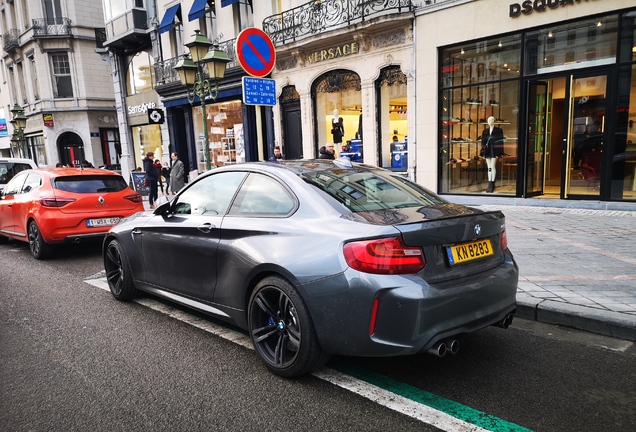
<box><xmin>0</xmin><ymin>168</ymin><xmax>144</xmax><ymax>259</ymax></box>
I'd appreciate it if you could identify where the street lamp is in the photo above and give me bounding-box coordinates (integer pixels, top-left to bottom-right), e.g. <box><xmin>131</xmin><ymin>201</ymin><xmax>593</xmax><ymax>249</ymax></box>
<box><xmin>174</xmin><ymin>31</ymin><xmax>230</xmax><ymax>171</ymax></box>
<box><xmin>10</xmin><ymin>103</ymin><xmax>28</xmax><ymax>158</ymax></box>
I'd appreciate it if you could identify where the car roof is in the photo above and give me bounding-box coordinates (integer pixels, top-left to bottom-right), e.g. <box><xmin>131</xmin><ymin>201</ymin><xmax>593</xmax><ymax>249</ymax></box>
<box><xmin>27</xmin><ymin>167</ymin><xmax>123</xmax><ymax>177</ymax></box>
<box><xmin>0</xmin><ymin>157</ymin><xmax>38</xmax><ymax>165</ymax></box>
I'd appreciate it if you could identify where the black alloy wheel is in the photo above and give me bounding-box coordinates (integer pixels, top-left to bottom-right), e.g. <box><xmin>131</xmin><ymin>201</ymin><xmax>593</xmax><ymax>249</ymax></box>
<box><xmin>248</xmin><ymin>276</ymin><xmax>329</xmax><ymax>378</ymax></box>
<box><xmin>28</xmin><ymin>220</ymin><xmax>51</xmax><ymax>260</ymax></box>
<box><xmin>104</xmin><ymin>239</ymin><xmax>138</xmax><ymax>300</ymax></box>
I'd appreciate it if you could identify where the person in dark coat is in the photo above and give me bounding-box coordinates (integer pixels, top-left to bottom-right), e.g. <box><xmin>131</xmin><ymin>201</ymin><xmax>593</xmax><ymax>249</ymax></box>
<box><xmin>154</xmin><ymin>159</ymin><xmax>163</xmax><ymax>194</ymax></box>
<box><xmin>162</xmin><ymin>162</ymin><xmax>171</xmax><ymax>193</ymax></box>
<box><xmin>143</xmin><ymin>151</ymin><xmax>158</xmax><ymax>208</ymax></box>
<box><xmin>319</xmin><ymin>142</ymin><xmax>336</xmax><ymax>160</ymax></box>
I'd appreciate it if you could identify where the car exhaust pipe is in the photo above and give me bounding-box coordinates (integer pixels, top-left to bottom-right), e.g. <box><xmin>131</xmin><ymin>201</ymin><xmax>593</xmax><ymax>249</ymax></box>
<box><xmin>493</xmin><ymin>313</ymin><xmax>514</xmax><ymax>329</ymax></box>
<box><xmin>427</xmin><ymin>342</ymin><xmax>446</xmax><ymax>357</ymax></box>
<box><xmin>443</xmin><ymin>339</ymin><xmax>459</xmax><ymax>355</ymax></box>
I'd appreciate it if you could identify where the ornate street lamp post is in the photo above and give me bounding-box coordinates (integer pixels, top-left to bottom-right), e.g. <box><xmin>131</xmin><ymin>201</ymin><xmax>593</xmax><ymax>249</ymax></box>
<box><xmin>10</xmin><ymin>103</ymin><xmax>28</xmax><ymax>158</ymax></box>
<box><xmin>174</xmin><ymin>31</ymin><xmax>230</xmax><ymax>171</ymax></box>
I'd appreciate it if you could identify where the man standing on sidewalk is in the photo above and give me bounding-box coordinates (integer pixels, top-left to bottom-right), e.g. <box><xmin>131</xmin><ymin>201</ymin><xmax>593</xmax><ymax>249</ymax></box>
<box><xmin>143</xmin><ymin>151</ymin><xmax>158</xmax><ymax>209</ymax></box>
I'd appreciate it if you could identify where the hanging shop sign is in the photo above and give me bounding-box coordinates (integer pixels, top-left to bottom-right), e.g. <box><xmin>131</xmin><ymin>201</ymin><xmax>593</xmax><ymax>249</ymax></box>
<box><xmin>509</xmin><ymin>0</ymin><xmax>590</xmax><ymax>18</ymax></box>
<box><xmin>307</xmin><ymin>42</ymin><xmax>359</xmax><ymax>64</ymax></box>
<box><xmin>43</xmin><ymin>113</ymin><xmax>54</xmax><ymax>127</ymax></box>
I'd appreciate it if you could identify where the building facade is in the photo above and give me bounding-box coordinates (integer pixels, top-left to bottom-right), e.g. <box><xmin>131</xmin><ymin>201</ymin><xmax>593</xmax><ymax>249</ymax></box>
<box><xmin>414</xmin><ymin>0</ymin><xmax>636</xmax><ymax>203</ymax></box>
<box><xmin>0</xmin><ymin>0</ymin><xmax>117</xmax><ymax>168</ymax></box>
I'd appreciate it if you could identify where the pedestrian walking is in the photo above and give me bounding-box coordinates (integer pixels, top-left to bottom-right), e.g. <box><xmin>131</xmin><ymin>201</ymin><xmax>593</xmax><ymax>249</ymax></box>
<box><xmin>170</xmin><ymin>152</ymin><xmax>185</xmax><ymax>194</ymax></box>
<box><xmin>143</xmin><ymin>151</ymin><xmax>158</xmax><ymax>208</ymax></box>
<box><xmin>154</xmin><ymin>159</ymin><xmax>164</xmax><ymax>194</ymax></box>
<box><xmin>162</xmin><ymin>162</ymin><xmax>171</xmax><ymax>194</ymax></box>
<box><xmin>319</xmin><ymin>142</ymin><xmax>336</xmax><ymax>160</ymax></box>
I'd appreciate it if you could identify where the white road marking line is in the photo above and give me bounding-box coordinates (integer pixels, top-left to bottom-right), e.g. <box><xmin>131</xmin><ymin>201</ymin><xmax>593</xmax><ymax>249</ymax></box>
<box><xmin>85</xmin><ymin>277</ymin><xmax>489</xmax><ymax>431</ymax></box>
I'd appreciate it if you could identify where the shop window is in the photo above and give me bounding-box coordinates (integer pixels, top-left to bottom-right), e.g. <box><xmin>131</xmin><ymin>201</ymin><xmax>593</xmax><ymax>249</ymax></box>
<box><xmin>610</xmin><ymin>64</ymin><xmax>636</xmax><ymax>201</ymax></box>
<box><xmin>101</xmin><ymin>128</ymin><xmax>122</xmax><ymax>168</ymax></box>
<box><xmin>525</xmin><ymin>15</ymin><xmax>618</xmax><ymax>75</ymax></box>
<box><xmin>131</xmin><ymin>124</ymin><xmax>162</xmax><ymax>170</ymax></box>
<box><xmin>126</xmin><ymin>51</ymin><xmax>155</xmax><ymax>96</ymax></box>
<box><xmin>312</xmin><ymin>70</ymin><xmax>361</xmax><ymax>159</ymax></box>
<box><xmin>376</xmin><ymin>66</ymin><xmax>408</xmax><ymax>170</ymax></box>
<box><xmin>192</xmin><ymin>100</ymin><xmax>244</xmax><ymax>170</ymax></box>
<box><xmin>619</xmin><ymin>12</ymin><xmax>636</xmax><ymax>63</ymax></box>
<box><xmin>439</xmin><ymin>79</ymin><xmax>519</xmax><ymax>195</ymax></box>
<box><xmin>26</xmin><ymin>136</ymin><xmax>47</xmax><ymax>166</ymax></box>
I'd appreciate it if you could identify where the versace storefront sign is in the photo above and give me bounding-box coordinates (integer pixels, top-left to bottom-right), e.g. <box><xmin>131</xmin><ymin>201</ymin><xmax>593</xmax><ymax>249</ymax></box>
<box><xmin>307</xmin><ymin>42</ymin><xmax>359</xmax><ymax>64</ymax></box>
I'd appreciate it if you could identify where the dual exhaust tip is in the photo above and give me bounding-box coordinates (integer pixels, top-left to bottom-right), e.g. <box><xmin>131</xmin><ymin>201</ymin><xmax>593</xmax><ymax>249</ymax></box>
<box><xmin>427</xmin><ymin>313</ymin><xmax>515</xmax><ymax>358</ymax></box>
<box><xmin>427</xmin><ymin>338</ymin><xmax>459</xmax><ymax>358</ymax></box>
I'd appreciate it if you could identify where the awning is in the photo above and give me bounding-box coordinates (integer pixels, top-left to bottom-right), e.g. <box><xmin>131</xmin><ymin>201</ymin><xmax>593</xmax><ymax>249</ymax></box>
<box><xmin>189</xmin><ymin>0</ymin><xmax>213</xmax><ymax>21</ymax></box>
<box><xmin>221</xmin><ymin>0</ymin><xmax>240</xmax><ymax>7</ymax></box>
<box><xmin>158</xmin><ymin>4</ymin><xmax>181</xmax><ymax>35</ymax></box>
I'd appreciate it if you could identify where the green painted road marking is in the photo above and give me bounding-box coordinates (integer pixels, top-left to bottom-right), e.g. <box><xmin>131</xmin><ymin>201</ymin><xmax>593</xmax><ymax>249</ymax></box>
<box><xmin>331</xmin><ymin>360</ymin><xmax>533</xmax><ymax>432</ymax></box>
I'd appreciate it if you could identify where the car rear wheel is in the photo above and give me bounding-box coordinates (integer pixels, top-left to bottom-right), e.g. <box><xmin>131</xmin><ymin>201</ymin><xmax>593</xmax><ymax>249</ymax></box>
<box><xmin>28</xmin><ymin>221</ymin><xmax>51</xmax><ymax>260</ymax></box>
<box><xmin>248</xmin><ymin>276</ymin><xmax>330</xmax><ymax>378</ymax></box>
<box><xmin>104</xmin><ymin>239</ymin><xmax>138</xmax><ymax>301</ymax></box>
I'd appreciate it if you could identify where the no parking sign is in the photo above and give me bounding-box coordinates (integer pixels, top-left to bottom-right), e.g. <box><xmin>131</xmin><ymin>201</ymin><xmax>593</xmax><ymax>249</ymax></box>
<box><xmin>235</xmin><ymin>28</ymin><xmax>276</xmax><ymax>78</ymax></box>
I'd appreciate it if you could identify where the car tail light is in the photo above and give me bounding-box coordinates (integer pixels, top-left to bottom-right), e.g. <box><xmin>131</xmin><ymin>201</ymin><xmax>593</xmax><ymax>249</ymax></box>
<box><xmin>343</xmin><ymin>236</ymin><xmax>425</xmax><ymax>275</ymax></box>
<box><xmin>40</xmin><ymin>197</ymin><xmax>76</xmax><ymax>207</ymax></box>
<box><xmin>369</xmin><ymin>298</ymin><xmax>379</xmax><ymax>335</ymax></box>
<box><xmin>124</xmin><ymin>193</ymin><xmax>142</xmax><ymax>203</ymax></box>
<box><xmin>501</xmin><ymin>227</ymin><xmax>508</xmax><ymax>251</ymax></box>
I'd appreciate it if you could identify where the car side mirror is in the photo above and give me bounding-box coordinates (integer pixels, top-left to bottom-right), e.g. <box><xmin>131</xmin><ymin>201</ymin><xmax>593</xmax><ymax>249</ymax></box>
<box><xmin>154</xmin><ymin>196</ymin><xmax>172</xmax><ymax>216</ymax></box>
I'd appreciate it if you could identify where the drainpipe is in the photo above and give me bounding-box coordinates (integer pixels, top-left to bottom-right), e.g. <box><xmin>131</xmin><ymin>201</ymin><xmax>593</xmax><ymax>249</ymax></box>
<box><xmin>410</xmin><ymin>16</ymin><xmax>417</xmax><ymax>183</ymax></box>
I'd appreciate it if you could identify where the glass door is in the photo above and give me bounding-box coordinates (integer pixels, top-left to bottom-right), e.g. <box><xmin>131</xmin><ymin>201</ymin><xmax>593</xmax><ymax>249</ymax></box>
<box><xmin>565</xmin><ymin>73</ymin><xmax>608</xmax><ymax>198</ymax></box>
<box><xmin>524</xmin><ymin>81</ymin><xmax>548</xmax><ymax>197</ymax></box>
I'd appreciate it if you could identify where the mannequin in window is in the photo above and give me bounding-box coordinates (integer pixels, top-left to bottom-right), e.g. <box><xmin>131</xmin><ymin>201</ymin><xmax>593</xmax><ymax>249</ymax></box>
<box><xmin>481</xmin><ymin>116</ymin><xmax>504</xmax><ymax>193</ymax></box>
<box><xmin>331</xmin><ymin>109</ymin><xmax>344</xmax><ymax>145</ymax></box>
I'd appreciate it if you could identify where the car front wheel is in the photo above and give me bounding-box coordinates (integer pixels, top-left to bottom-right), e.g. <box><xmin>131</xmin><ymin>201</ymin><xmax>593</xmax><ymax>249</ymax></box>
<box><xmin>248</xmin><ymin>276</ymin><xmax>330</xmax><ymax>378</ymax></box>
<box><xmin>28</xmin><ymin>221</ymin><xmax>51</xmax><ymax>260</ymax></box>
<box><xmin>104</xmin><ymin>239</ymin><xmax>138</xmax><ymax>301</ymax></box>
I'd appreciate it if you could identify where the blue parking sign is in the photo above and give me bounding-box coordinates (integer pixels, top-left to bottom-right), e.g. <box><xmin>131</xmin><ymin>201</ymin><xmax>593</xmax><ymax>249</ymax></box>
<box><xmin>242</xmin><ymin>77</ymin><xmax>276</xmax><ymax>106</ymax></box>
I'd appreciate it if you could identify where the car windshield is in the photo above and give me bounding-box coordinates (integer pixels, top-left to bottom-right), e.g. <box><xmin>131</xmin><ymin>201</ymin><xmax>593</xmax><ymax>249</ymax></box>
<box><xmin>54</xmin><ymin>175</ymin><xmax>128</xmax><ymax>193</ymax></box>
<box><xmin>301</xmin><ymin>167</ymin><xmax>444</xmax><ymax>212</ymax></box>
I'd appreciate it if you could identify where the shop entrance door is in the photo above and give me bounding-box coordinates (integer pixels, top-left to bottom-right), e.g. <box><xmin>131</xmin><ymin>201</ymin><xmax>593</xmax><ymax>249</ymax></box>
<box><xmin>524</xmin><ymin>81</ymin><xmax>548</xmax><ymax>197</ymax></box>
<box><xmin>563</xmin><ymin>72</ymin><xmax>608</xmax><ymax>199</ymax></box>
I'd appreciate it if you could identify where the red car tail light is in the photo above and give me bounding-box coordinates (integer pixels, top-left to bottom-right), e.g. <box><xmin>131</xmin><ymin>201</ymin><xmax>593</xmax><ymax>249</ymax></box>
<box><xmin>124</xmin><ymin>193</ymin><xmax>142</xmax><ymax>203</ymax></box>
<box><xmin>501</xmin><ymin>227</ymin><xmax>508</xmax><ymax>251</ymax></box>
<box><xmin>40</xmin><ymin>197</ymin><xmax>76</xmax><ymax>207</ymax></box>
<box><xmin>343</xmin><ymin>236</ymin><xmax>425</xmax><ymax>275</ymax></box>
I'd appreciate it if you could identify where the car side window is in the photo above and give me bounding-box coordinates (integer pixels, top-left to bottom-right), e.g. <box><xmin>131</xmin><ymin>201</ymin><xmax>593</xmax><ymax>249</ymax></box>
<box><xmin>21</xmin><ymin>173</ymin><xmax>43</xmax><ymax>194</ymax></box>
<box><xmin>2</xmin><ymin>172</ymin><xmax>28</xmax><ymax>196</ymax></box>
<box><xmin>229</xmin><ymin>173</ymin><xmax>296</xmax><ymax>217</ymax></box>
<box><xmin>173</xmin><ymin>171</ymin><xmax>247</xmax><ymax>216</ymax></box>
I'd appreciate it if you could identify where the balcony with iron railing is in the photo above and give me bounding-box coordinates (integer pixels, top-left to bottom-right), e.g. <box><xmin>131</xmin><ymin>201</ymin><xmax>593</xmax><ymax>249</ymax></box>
<box><xmin>103</xmin><ymin>8</ymin><xmax>149</xmax><ymax>51</ymax></box>
<box><xmin>3</xmin><ymin>29</ymin><xmax>20</xmax><ymax>52</ymax></box>
<box><xmin>32</xmin><ymin>17</ymin><xmax>72</xmax><ymax>37</ymax></box>
<box><xmin>155</xmin><ymin>38</ymin><xmax>238</xmax><ymax>86</ymax></box>
<box><xmin>263</xmin><ymin>0</ymin><xmax>413</xmax><ymax>46</ymax></box>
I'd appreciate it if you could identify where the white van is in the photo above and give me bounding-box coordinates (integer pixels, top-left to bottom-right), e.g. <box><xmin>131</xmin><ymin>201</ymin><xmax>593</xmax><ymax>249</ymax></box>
<box><xmin>0</xmin><ymin>158</ymin><xmax>37</xmax><ymax>193</ymax></box>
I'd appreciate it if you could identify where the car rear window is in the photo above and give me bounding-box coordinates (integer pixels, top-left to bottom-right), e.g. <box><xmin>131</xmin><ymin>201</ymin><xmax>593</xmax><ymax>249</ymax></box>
<box><xmin>53</xmin><ymin>175</ymin><xmax>129</xmax><ymax>193</ymax></box>
<box><xmin>302</xmin><ymin>167</ymin><xmax>444</xmax><ymax>213</ymax></box>
<box><xmin>0</xmin><ymin>162</ymin><xmax>33</xmax><ymax>184</ymax></box>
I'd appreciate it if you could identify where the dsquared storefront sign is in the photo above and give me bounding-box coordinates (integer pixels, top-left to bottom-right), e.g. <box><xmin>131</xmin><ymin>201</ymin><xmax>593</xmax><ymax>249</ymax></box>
<box><xmin>509</xmin><ymin>0</ymin><xmax>591</xmax><ymax>18</ymax></box>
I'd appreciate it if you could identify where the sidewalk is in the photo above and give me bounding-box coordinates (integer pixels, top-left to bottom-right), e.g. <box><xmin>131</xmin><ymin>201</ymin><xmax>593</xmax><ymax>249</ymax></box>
<box><xmin>444</xmin><ymin>195</ymin><xmax>636</xmax><ymax>341</ymax></box>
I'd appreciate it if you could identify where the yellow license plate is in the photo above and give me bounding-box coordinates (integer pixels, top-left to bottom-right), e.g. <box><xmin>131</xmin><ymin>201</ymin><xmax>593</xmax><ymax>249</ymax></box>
<box><xmin>446</xmin><ymin>239</ymin><xmax>493</xmax><ymax>265</ymax></box>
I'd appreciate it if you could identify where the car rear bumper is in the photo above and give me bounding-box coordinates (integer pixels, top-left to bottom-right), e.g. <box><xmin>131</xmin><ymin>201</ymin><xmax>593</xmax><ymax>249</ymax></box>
<box><xmin>302</xmin><ymin>253</ymin><xmax>519</xmax><ymax>357</ymax></box>
<box><xmin>37</xmin><ymin>213</ymin><xmax>126</xmax><ymax>243</ymax></box>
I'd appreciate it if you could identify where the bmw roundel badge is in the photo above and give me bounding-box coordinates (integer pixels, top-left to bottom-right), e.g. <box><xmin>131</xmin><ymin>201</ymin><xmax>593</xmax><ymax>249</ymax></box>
<box><xmin>474</xmin><ymin>224</ymin><xmax>481</xmax><ymax>236</ymax></box>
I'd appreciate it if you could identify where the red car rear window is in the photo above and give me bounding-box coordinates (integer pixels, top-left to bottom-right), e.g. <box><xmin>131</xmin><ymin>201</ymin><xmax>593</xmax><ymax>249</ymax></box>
<box><xmin>53</xmin><ymin>175</ymin><xmax>128</xmax><ymax>193</ymax></box>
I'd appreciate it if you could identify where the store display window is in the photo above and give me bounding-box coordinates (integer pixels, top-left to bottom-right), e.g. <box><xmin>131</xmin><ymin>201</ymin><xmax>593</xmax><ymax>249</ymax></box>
<box><xmin>312</xmin><ymin>70</ymin><xmax>362</xmax><ymax>159</ymax></box>
<box><xmin>439</xmin><ymin>36</ymin><xmax>521</xmax><ymax>195</ymax></box>
<box><xmin>377</xmin><ymin>66</ymin><xmax>408</xmax><ymax>170</ymax></box>
<box><xmin>131</xmin><ymin>124</ymin><xmax>161</xmax><ymax>170</ymax></box>
<box><xmin>192</xmin><ymin>100</ymin><xmax>244</xmax><ymax>171</ymax></box>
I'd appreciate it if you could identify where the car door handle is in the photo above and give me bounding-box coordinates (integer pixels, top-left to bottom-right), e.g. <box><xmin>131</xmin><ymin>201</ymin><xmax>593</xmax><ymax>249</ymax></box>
<box><xmin>197</xmin><ymin>223</ymin><xmax>215</xmax><ymax>233</ymax></box>
<box><xmin>132</xmin><ymin>229</ymin><xmax>141</xmax><ymax>235</ymax></box>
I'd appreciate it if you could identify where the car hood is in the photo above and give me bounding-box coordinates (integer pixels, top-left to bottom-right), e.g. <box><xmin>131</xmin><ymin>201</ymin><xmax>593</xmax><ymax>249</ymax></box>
<box><xmin>346</xmin><ymin>203</ymin><xmax>482</xmax><ymax>225</ymax></box>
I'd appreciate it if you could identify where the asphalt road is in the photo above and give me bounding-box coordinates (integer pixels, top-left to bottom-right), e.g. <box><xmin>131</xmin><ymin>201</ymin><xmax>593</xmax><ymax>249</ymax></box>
<box><xmin>1</xmin><ymin>240</ymin><xmax>635</xmax><ymax>431</ymax></box>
